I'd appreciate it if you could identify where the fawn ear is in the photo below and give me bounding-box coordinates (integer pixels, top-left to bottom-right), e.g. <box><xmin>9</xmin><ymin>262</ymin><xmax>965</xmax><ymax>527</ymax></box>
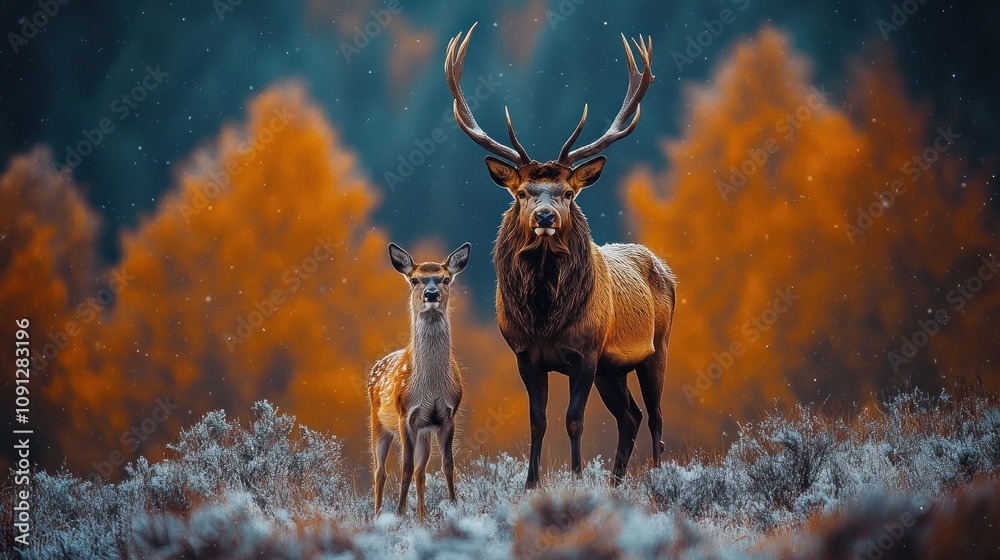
<box><xmin>444</xmin><ymin>242</ymin><xmax>471</xmax><ymax>276</ymax></box>
<box><xmin>485</xmin><ymin>156</ymin><xmax>520</xmax><ymax>191</ymax></box>
<box><xmin>388</xmin><ymin>243</ymin><xmax>414</xmax><ymax>275</ymax></box>
<box><xmin>569</xmin><ymin>156</ymin><xmax>606</xmax><ymax>190</ymax></box>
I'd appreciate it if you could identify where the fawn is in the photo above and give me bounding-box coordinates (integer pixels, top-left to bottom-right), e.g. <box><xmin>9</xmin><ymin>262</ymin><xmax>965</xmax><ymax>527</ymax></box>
<box><xmin>368</xmin><ymin>242</ymin><xmax>470</xmax><ymax>519</ymax></box>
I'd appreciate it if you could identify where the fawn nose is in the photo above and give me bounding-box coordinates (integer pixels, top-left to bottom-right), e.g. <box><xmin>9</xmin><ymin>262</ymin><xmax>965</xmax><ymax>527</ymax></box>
<box><xmin>535</xmin><ymin>211</ymin><xmax>556</xmax><ymax>228</ymax></box>
<box><xmin>424</xmin><ymin>287</ymin><xmax>440</xmax><ymax>302</ymax></box>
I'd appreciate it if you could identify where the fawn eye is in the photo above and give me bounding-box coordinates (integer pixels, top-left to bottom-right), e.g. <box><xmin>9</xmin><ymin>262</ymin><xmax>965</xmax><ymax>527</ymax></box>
<box><xmin>564</xmin><ymin>190</ymin><xmax>574</xmax><ymax>199</ymax></box>
<box><xmin>517</xmin><ymin>190</ymin><xmax>527</xmax><ymax>200</ymax></box>
<box><xmin>443</xmin><ymin>278</ymin><xmax>451</xmax><ymax>285</ymax></box>
<box><xmin>410</xmin><ymin>278</ymin><xmax>419</xmax><ymax>286</ymax></box>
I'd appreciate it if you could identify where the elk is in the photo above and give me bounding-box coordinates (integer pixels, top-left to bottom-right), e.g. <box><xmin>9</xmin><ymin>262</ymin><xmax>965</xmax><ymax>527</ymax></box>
<box><xmin>444</xmin><ymin>23</ymin><xmax>676</xmax><ymax>487</ymax></box>
<box><xmin>368</xmin><ymin>242</ymin><xmax>470</xmax><ymax>518</ymax></box>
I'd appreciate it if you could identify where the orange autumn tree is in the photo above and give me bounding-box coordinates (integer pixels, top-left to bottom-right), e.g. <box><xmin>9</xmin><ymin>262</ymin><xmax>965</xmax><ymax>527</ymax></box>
<box><xmin>55</xmin><ymin>84</ymin><xmax>405</xmax><ymax>474</ymax></box>
<box><xmin>844</xmin><ymin>57</ymin><xmax>999</xmax><ymax>384</ymax></box>
<box><xmin>0</xmin><ymin>83</ymin><xmax>522</xmax><ymax>475</ymax></box>
<box><xmin>623</xmin><ymin>26</ymin><xmax>998</xmax><ymax>446</ymax></box>
<box><xmin>0</xmin><ymin>148</ymin><xmax>103</xmax><ymax>470</ymax></box>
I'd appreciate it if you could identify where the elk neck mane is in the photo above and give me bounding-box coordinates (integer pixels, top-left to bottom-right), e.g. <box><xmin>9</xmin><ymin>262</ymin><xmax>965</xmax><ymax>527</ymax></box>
<box><xmin>494</xmin><ymin>202</ymin><xmax>596</xmax><ymax>339</ymax></box>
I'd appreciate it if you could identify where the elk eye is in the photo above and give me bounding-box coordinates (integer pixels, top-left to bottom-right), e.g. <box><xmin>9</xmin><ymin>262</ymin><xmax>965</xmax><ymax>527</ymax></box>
<box><xmin>410</xmin><ymin>278</ymin><xmax>419</xmax><ymax>286</ymax></box>
<box><xmin>443</xmin><ymin>278</ymin><xmax>451</xmax><ymax>285</ymax></box>
<box><xmin>564</xmin><ymin>190</ymin><xmax>574</xmax><ymax>199</ymax></box>
<box><xmin>517</xmin><ymin>190</ymin><xmax>527</xmax><ymax>200</ymax></box>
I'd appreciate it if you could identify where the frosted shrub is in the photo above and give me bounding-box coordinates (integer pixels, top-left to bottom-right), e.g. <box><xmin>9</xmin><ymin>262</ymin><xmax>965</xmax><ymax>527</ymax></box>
<box><xmin>512</xmin><ymin>489</ymin><xmax>621</xmax><ymax>560</ymax></box>
<box><xmin>982</xmin><ymin>409</ymin><xmax>1000</xmax><ymax>470</ymax></box>
<box><xmin>128</xmin><ymin>492</ymin><xmax>346</xmax><ymax>560</ymax></box>
<box><xmin>130</xmin><ymin>511</ymin><xmax>360</xmax><ymax>559</ymax></box>
<box><xmin>6</xmin><ymin>386</ymin><xmax>998</xmax><ymax>558</ymax></box>
<box><xmin>457</xmin><ymin>453</ymin><xmax>529</xmax><ymax>515</ymax></box>
<box><xmin>151</xmin><ymin>400</ymin><xmax>347</xmax><ymax>515</ymax></box>
<box><xmin>21</xmin><ymin>472</ymin><xmax>134</xmax><ymax>558</ymax></box>
<box><xmin>730</xmin><ymin>406</ymin><xmax>837</xmax><ymax>514</ymax></box>
<box><xmin>644</xmin><ymin>461</ymin><xmax>731</xmax><ymax>518</ymax></box>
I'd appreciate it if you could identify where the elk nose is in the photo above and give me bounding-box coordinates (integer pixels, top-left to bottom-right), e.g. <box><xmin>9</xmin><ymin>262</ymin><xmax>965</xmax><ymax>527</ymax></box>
<box><xmin>535</xmin><ymin>211</ymin><xmax>556</xmax><ymax>228</ymax></box>
<box><xmin>424</xmin><ymin>287</ymin><xmax>440</xmax><ymax>302</ymax></box>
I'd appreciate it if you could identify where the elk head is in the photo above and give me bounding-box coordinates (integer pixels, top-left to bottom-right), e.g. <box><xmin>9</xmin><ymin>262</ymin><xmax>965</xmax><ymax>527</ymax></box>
<box><xmin>444</xmin><ymin>22</ymin><xmax>654</xmax><ymax>239</ymax></box>
<box><xmin>388</xmin><ymin>243</ymin><xmax>471</xmax><ymax>315</ymax></box>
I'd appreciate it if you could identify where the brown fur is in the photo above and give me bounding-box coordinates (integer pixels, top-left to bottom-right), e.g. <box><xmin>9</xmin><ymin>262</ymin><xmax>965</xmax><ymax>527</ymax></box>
<box><xmin>490</xmin><ymin>160</ymin><xmax>677</xmax><ymax>487</ymax></box>
<box><xmin>445</xmin><ymin>24</ymin><xmax>668</xmax><ymax>486</ymax></box>
<box><xmin>368</xmin><ymin>243</ymin><xmax>470</xmax><ymax>518</ymax></box>
<box><xmin>495</xmin><ymin>204</ymin><xmax>596</xmax><ymax>340</ymax></box>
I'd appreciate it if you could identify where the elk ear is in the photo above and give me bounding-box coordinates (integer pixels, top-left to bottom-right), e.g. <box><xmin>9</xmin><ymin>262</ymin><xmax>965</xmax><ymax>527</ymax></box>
<box><xmin>569</xmin><ymin>156</ymin><xmax>606</xmax><ymax>190</ymax></box>
<box><xmin>485</xmin><ymin>156</ymin><xmax>520</xmax><ymax>191</ymax></box>
<box><xmin>387</xmin><ymin>243</ymin><xmax>414</xmax><ymax>275</ymax></box>
<box><xmin>444</xmin><ymin>242</ymin><xmax>471</xmax><ymax>276</ymax></box>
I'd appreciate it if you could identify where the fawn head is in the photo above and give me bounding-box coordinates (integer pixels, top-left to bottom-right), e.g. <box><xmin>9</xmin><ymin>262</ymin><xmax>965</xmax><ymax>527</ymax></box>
<box><xmin>388</xmin><ymin>243</ymin><xmax>471</xmax><ymax>314</ymax></box>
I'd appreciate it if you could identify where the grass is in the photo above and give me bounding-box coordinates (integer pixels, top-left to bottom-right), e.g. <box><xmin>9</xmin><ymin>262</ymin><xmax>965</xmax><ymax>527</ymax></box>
<box><xmin>2</xmin><ymin>382</ymin><xmax>998</xmax><ymax>559</ymax></box>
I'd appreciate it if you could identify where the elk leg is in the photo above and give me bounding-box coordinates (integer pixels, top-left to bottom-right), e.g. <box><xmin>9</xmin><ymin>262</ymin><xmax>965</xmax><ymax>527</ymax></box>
<box><xmin>438</xmin><ymin>421</ymin><xmax>457</xmax><ymax>502</ymax></box>
<box><xmin>517</xmin><ymin>352</ymin><xmax>548</xmax><ymax>489</ymax></box>
<box><xmin>566</xmin><ymin>356</ymin><xmax>597</xmax><ymax>477</ymax></box>
<box><xmin>414</xmin><ymin>430</ymin><xmax>432</xmax><ymax>520</ymax></box>
<box><xmin>636</xmin><ymin>348</ymin><xmax>667</xmax><ymax>467</ymax></box>
<box><xmin>397</xmin><ymin>417</ymin><xmax>415</xmax><ymax>516</ymax></box>
<box><xmin>594</xmin><ymin>375</ymin><xmax>641</xmax><ymax>485</ymax></box>
<box><xmin>373</xmin><ymin>428</ymin><xmax>394</xmax><ymax>515</ymax></box>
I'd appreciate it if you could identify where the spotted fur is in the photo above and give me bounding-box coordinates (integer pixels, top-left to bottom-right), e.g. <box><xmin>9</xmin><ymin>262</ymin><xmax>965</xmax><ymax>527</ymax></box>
<box><xmin>368</xmin><ymin>243</ymin><xmax>469</xmax><ymax>519</ymax></box>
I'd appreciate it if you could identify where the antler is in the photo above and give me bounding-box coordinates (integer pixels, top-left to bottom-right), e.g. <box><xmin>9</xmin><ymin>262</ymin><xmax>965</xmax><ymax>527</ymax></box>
<box><xmin>444</xmin><ymin>23</ymin><xmax>531</xmax><ymax>166</ymax></box>
<box><xmin>557</xmin><ymin>34</ymin><xmax>654</xmax><ymax>166</ymax></box>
